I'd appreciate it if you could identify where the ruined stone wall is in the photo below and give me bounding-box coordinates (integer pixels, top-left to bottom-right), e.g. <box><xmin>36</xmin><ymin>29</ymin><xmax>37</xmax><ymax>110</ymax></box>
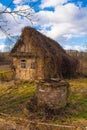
<box><xmin>12</xmin><ymin>34</ymin><xmax>45</xmax><ymax>80</ymax></box>
<box><xmin>36</xmin><ymin>80</ymin><xmax>69</xmax><ymax>110</ymax></box>
<box><xmin>13</xmin><ymin>56</ymin><xmax>45</xmax><ymax>81</ymax></box>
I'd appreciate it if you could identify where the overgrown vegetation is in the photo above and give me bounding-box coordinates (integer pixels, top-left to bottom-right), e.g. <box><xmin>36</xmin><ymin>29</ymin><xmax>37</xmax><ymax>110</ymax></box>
<box><xmin>11</xmin><ymin>27</ymin><xmax>79</xmax><ymax>79</ymax></box>
<box><xmin>67</xmin><ymin>51</ymin><xmax>87</xmax><ymax>77</ymax></box>
<box><xmin>0</xmin><ymin>78</ymin><xmax>87</xmax><ymax>125</ymax></box>
<box><xmin>0</xmin><ymin>70</ymin><xmax>13</xmax><ymax>81</ymax></box>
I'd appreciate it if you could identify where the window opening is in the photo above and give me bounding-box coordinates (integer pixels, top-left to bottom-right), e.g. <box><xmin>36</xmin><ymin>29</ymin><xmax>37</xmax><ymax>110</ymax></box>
<box><xmin>21</xmin><ymin>59</ymin><xmax>26</xmax><ymax>69</ymax></box>
<box><xmin>30</xmin><ymin>62</ymin><xmax>36</xmax><ymax>69</ymax></box>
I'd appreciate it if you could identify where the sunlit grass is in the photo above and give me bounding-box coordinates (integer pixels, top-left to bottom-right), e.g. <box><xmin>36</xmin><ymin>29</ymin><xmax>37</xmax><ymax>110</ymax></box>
<box><xmin>0</xmin><ymin>81</ymin><xmax>36</xmax><ymax>116</ymax></box>
<box><xmin>0</xmin><ymin>70</ymin><xmax>13</xmax><ymax>81</ymax></box>
<box><xmin>0</xmin><ymin>78</ymin><xmax>87</xmax><ymax>125</ymax></box>
<box><xmin>66</xmin><ymin>78</ymin><xmax>87</xmax><ymax>120</ymax></box>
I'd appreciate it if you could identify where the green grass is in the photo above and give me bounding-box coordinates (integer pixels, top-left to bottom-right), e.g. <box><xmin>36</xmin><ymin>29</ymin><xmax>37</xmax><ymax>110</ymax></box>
<box><xmin>65</xmin><ymin>78</ymin><xmax>87</xmax><ymax>123</ymax></box>
<box><xmin>0</xmin><ymin>81</ymin><xmax>36</xmax><ymax>116</ymax></box>
<box><xmin>0</xmin><ymin>78</ymin><xmax>87</xmax><ymax>125</ymax></box>
<box><xmin>48</xmin><ymin>78</ymin><xmax>87</xmax><ymax>125</ymax></box>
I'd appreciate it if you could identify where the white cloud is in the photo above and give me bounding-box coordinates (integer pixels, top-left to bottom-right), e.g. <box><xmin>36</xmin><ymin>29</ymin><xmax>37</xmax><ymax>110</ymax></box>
<box><xmin>0</xmin><ymin>44</ymin><xmax>9</xmax><ymax>52</ymax></box>
<box><xmin>13</xmin><ymin>0</ymin><xmax>37</xmax><ymax>5</ymax></box>
<box><xmin>13</xmin><ymin>0</ymin><xmax>31</xmax><ymax>5</ymax></box>
<box><xmin>40</xmin><ymin>0</ymin><xmax>68</xmax><ymax>9</ymax></box>
<box><xmin>35</xmin><ymin>3</ymin><xmax>87</xmax><ymax>42</ymax></box>
<box><xmin>0</xmin><ymin>0</ymin><xmax>87</xmax><ymax>52</ymax></box>
<box><xmin>64</xmin><ymin>45</ymin><xmax>86</xmax><ymax>52</ymax></box>
<box><xmin>13</xmin><ymin>0</ymin><xmax>22</xmax><ymax>5</ymax></box>
<box><xmin>0</xmin><ymin>4</ymin><xmax>34</xmax><ymax>38</ymax></box>
<box><xmin>64</xmin><ymin>45</ymin><xmax>72</xmax><ymax>50</ymax></box>
<box><xmin>0</xmin><ymin>3</ymin><xmax>5</xmax><ymax>11</ymax></box>
<box><xmin>1</xmin><ymin>1</ymin><xmax>87</xmax><ymax>42</ymax></box>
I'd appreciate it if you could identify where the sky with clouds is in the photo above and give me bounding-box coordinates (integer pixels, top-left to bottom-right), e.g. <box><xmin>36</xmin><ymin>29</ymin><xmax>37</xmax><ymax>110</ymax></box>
<box><xmin>0</xmin><ymin>0</ymin><xmax>87</xmax><ymax>52</ymax></box>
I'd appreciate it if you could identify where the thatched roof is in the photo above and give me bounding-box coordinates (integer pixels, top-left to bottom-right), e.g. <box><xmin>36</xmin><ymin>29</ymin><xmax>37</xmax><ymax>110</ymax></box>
<box><xmin>11</xmin><ymin>26</ymin><xmax>79</xmax><ymax>78</ymax></box>
<box><xmin>11</xmin><ymin>26</ymin><xmax>66</xmax><ymax>54</ymax></box>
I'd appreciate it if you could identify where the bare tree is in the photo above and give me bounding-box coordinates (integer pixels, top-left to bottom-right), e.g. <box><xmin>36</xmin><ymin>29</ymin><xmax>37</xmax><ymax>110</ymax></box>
<box><xmin>0</xmin><ymin>0</ymin><xmax>35</xmax><ymax>39</ymax></box>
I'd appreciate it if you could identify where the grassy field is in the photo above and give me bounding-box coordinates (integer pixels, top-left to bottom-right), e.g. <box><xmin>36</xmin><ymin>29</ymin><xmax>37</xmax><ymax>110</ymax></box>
<box><xmin>63</xmin><ymin>78</ymin><xmax>87</xmax><ymax>125</ymax></box>
<box><xmin>0</xmin><ymin>70</ymin><xmax>13</xmax><ymax>81</ymax></box>
<box><xmin>0</xmin><ymin>81</ymin><xmax>36</xmax><ymax>116</ymax></box>
<box><xmin>0</xmin><ymin>78</ymin><xmax>87</xmax><ymax>126</ymax></box>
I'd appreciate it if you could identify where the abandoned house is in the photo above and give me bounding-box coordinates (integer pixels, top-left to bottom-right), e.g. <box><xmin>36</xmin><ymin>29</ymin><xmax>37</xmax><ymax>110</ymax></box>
<box><xmin>11</xmin><ymin>26</ymin><xmax>79</xmax><ymax>81</ymax></box>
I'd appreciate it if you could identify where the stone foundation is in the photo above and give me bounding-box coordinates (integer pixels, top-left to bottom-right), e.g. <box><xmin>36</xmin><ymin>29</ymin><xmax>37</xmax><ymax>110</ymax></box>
<box><xmin>36</xmin><ymin>80</ymin><xmax>69</xmax><ymax>110</ymax></box>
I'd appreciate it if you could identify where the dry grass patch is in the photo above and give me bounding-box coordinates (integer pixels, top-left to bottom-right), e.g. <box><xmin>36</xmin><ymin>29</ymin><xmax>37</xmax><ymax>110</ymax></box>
<box><xmin>0</xmin><ymin>78</ymin><xmax>87</xmax><ymax>126</ymax></box>
<box><xmin>0</xmin><ymin>70</ymin><xmax>13</xmax><ymax>81</ymax></box>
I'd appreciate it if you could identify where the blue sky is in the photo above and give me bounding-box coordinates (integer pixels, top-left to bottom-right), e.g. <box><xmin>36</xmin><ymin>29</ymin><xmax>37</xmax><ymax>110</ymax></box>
<box><xmin>0</xmin><ymin>0</ymin><xmax>87</xmax><ymax>52</ymax></box>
